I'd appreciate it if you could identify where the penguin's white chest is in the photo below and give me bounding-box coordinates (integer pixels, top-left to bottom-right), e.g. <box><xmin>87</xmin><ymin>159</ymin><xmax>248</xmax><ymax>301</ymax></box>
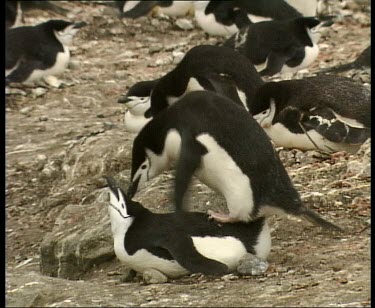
<box><xmin>26</xmin><ymin>45</ymin><xmax>70</xmax><ymax>83</ymax></box>
<box><xmin>124</xmin><ymin>112</ymin><xmax>152</xmax><ymax>133</ymax></box>
<box><xmin>281</xmin><ymin>43</ymin><xmax>320</xmax><ymax>73</ymax></box>
<box><xmin>261</xmin><ymin>122</ymin><xmax>359</xmax><ymax>153</ymax></box>
<box><xmin>158</xmin><ymin>1</ymin><xmax>193</xmax><ymax>16</ymax></box>
<box><xmin>195</xmin><ymin>10</ymin><xmax>238</xmax><ymax>37</ymax></box>
<box><xmin>195</xmin><ymin>134</ymin><xmax>255</xmax><ymax>221</ymax></box>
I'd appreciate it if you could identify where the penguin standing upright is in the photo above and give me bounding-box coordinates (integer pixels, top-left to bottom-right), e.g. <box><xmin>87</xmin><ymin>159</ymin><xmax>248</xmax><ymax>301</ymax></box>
<box><xmin>6</xmin><ymin>19</ymin><xmax>86</xmax><ymax>84</ymax></box>
<box><xmin>106</xmin><ymin>177</ymin><xmax>271</xmax><ymax>278</ymax></box>
<box><xmin>117</xmin><ymin>45</ymin><xmax>264</xmax><ymax>133</ymax></box>
<box><xmin>127</xmin><ymin>91</ymin><xmax>342</xmax><ymax>232</ymax></box>
<box><xmin>224</xmin><ymin>16</ymin><xmax>333</xmax><ymax>76</ymax></box>
<box><xmin>251</xmin><ymin>75</ymin><xmax>371</xmax><ymax>153</ymax></box>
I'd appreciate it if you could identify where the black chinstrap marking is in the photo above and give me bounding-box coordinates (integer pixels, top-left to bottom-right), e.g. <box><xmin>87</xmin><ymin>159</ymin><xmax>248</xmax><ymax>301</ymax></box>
<box><xmin>108</xmin><ymin>203</ymin><xmax>132</xmax><ymax>220</ymax></box>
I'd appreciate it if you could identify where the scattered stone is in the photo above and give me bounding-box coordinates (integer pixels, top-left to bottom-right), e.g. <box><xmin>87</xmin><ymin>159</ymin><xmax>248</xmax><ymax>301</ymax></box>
<box><xmin>155</xmin><ymin>56</ymin><xmax>173</xmax><ymax>66</ymax></box>
<box><xmin>172</xmin><ymin>51</ymin><xmax>185</xmax><ymax>64</ymax></box>
<box><xmin>142</xmin><ymin>269</ymin><xmax>168</xmax><ymax>284</ymax></box>
<box><xmin>19</xmin><ymin>107</ymin><xmax>33</xmax><ymax>115</ymax></box>
<box><xmin>5</xmin><ymin>87</ymin><xmax>27</xmax><ymax>96</ymax></box>
<box><xmin>149</xmin><ymin>44</ymin><xmax>164</xmax><ymax>54</ymax></box>
<box><xmin>39</xmin><ymin>116</ymin><xmax>48</xmax><ymax>122</ymax></box>
<box><xmin>175</xmin><ymin>18</ymin><xmax>194</xmax><ymax>30</ymax></box>
<box><xmin>43</xmin><ymin>76</ymin><xmax>62</xmax><ymax>88</ymax></box>
<box><xmin>237</xmin><ymin>253</ymin><xmax>269</xmax><ymax>276</ymax></box>
<box><xmin>221</xmin><ymin>274</ymin><xmax>239</xmax><ymax>281</ymax></box>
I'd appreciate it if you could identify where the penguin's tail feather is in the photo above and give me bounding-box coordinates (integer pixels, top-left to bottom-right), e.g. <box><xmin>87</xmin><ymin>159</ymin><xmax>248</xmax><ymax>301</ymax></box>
<box><xmin>299</xmin><ymin>206</ymin><xmax>343</xmax><ymax>232</ymax></box>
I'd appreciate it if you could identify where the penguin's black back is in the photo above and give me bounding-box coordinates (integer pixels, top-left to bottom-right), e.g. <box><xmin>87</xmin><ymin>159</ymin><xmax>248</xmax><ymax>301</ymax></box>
<box><xmin>6</xmin><ymin>20</ymin><xmax>70</xmax><ymax>70</ymax></box>
<box><xmin>151</xmin><ymin>45</ymin><xmax>264</xmax><ymax>114</ymax></box>
<box><xmin>125</xmin><ymin>209</ymin><xmax>266</xmax><ymax>259</ymax></box>
<box><xmin>224</xmin><ymin>17</ymin><xmax>319</xmax><ymax>65</ymax></box>
<box><xmin>252</xmin><ymin>75</ymin><xmax>371</xmax><ymax>127</ymax></box>
<box><xmin>137</xmin><ymin>91</ymin><xmax>301</xmax><ymax>212</ymax></box>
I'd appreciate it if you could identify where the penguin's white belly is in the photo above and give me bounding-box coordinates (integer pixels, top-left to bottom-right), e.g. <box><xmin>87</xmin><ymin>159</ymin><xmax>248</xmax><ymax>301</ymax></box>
<box><xmin>195</xmin><ymin>134</ymin><xmax>255</xmax><ymax>221</ymax></box>
<box><xmin>192</xmin><ymin>236</ymin><xmax>247</xmax><ymax>270</ymax></box>
<box><xmin>261</xmin><ymin>122</ymin><xmax>359</xmax><ymax>153</ymax></box>
<box><xmin>195</xmin><ymin>11</ymin><xmax>238</xmax><ymax>37</ymax></box>
<box><xmin>281</xmin><ymin>44</ymin><xmax>319</xmax><ymax>73</ymax></box>
<box><xmin>159</xmin><ymin>1</ymin><xmax>193</xmax><ymax>16</ymax></box>
<box><xmin>114</xmin><ymin>238</ymin><xmax>188</xmax><ymax>278</ymax></box>
<box><xmin>124</xmin><ymin>111</ymin><xmax>152</xmax><ymax>133</ymax></box>
<box><xmin>284</xmin><ymin>0</ymin><xmax>318</xmax><ymax>16</ymax></box>
<box><xmin>26</xmin><ymin>46</ymin><xmax>70</xmax><ymax>83</ymax></box>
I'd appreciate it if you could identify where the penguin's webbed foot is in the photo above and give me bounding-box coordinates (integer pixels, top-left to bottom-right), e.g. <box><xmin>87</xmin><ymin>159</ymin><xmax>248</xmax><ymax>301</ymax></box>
<box><xmin>207</xmin><ymin>210</ymin><xmax>240</xmax><ymax>223</ymax></box>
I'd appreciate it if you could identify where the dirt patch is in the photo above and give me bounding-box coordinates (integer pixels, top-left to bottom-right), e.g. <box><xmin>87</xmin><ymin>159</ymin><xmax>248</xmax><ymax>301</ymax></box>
<box><xmin>6</xmin><ymin>1</ymin><xmax>370</xmax><ymax>307</ymax></box>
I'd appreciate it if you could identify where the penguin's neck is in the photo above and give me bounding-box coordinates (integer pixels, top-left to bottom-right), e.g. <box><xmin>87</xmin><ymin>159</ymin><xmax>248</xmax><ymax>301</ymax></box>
<box><xmin>109</xmin><ymin>209</ymin><xmax>134</xmax><ymax>240</ymax></box>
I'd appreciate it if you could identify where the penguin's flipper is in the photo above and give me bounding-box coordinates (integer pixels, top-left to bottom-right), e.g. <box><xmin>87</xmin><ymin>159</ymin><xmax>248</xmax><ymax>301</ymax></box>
<box><xmin>259</xmin><ymin>51</ymin><xmax>290</xmax><ymax>76</ymax></box>
<box><xmin>120</xmin><ymin>1</ymin><xmax>159</xmax><ymax>18</ymax></box>
<box><xmin>156</xmin><ymin>234</ymin><xmax>229</xmax><ymax>275</ymax></box>
<box><xmin>195</xmin><ymin>73</ymin><xmax>244</xmax><ymax>107</ymax></box>
<box><xmin>6</xmin><ymin>60</ymin><xmax>44</xmax><ymax>83</ymax></box>
<box><xmin>174</xmin><ymin>133</ymin><xmax>208</xmax><ymax>213</ymax></box>
<box><xmin>302</xmin><ymin>107</ymin><xmax>371</xmax><ymax>145</ymax></box>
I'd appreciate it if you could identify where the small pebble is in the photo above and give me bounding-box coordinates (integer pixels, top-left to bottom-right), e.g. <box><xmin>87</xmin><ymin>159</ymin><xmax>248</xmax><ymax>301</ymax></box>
<box><xmin>20</xmin><ymin>107</ymin><xmax>33</xmax><ymax>115</ymax></box>
<box><xmin>39</xmin><ymin>116</ymin><xmax>48</xmax><ymax>121</ymax></box>
<box><xmin>143</xmin><ymin>269</ymin><xmax>168</xmax><ymax>284</ymax></box>
<box><xmin>175</xmin><ymin>18</ymin><xmax>194</xmax><ymax>30</ymax></box>
<box><xmin>237</xmin><ymin>253</ymin><xmax>269</xmax><ymax>276</ymax></box>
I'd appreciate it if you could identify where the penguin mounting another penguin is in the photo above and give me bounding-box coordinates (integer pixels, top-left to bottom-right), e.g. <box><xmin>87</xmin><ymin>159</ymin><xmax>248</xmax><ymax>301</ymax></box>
<box><xmin>5</xmin><ymin>0</ymin><xmax>69</xmax><ymax>30</ymax></box>
<box><xmin>118</xmin><ymin>44</ymin><xmax>264</xmax><ymax>133</ymax></box>
<box><xmin>127</xmin><ymin>91</ymin><xmax>343</xmax><ymax>232</ymax></box>
<box><xmin>106</xmin><ymin>176</ymin><xmax>271</xmax><ymax>278</ymax></box>
<box><xmin>319</xmin><ymin>45</ymin><xmax>371</xmax><ymax>74</ymax></box>
<box><xmin>223</xmin><ymin>16</ymin><xmax>334</xmax><ymax>76</ymax></box>
<box><xmin>117</xmin><ymin>1</ymin><xmax>194</xmax><ymax>19</ymax></box>
<box><xmin>251</xmin><ymin>75</ymin><xmax>371</xmax><ymax>153</ymax></box>
<box><xmin>6</xmin><ymin>19</ymin><xmax>87</xmax><ymax>85</ymax></box>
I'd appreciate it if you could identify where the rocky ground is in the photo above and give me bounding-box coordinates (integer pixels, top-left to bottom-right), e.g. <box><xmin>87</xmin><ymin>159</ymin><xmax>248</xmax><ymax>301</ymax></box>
<box><xmin>6</xmin><ymin>1</ymin><xmax>370</xmax><ymax>307</ymax></box>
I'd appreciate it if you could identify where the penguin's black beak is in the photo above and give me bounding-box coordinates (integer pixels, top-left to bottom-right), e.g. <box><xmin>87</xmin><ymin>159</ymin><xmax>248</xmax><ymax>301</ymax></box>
<box><xmin>73</xmin><ymin>21</ymin><xmax>87</xmax><ymax>29</ymax></box>
<box><xmin>320</xmin><ymin>19</ymin><xmax>334</xmax><ymax>27</ymax></box>
<box><xmin>118</xmin><ymin>95</ymin><xmax>131</xmax><ymax>104</ymax></box>
<box><xmin>127</xmin><ymin>176</ymin><xmax>140</xmax><ymax>199</ymax></box>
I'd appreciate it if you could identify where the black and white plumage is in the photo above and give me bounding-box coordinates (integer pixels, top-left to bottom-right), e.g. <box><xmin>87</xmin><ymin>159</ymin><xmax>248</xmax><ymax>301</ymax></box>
<box><xmin>319</xmin><ymin>45</ymin><xmax>371</xmax><ymax>74</ymax></box>
<box><xmin>6</xmin><ymin>19</ymin><xmax>86</xmax><ymax>84</ymax></box>
<box><xmin>117</xmin><ymin>79</ymin><xmax>158</xmax><ymax>133</ymax></box>
<box><xmin>118</xmin><ymin>45</ymin><xmax>264</xmax><ymax>133</ymax></box>
<box><xmin>127</xmin><ymin>91</ymin><xmax>342</xmax><ymax>231</ymax></box>
<box><xmin>251</xmin><ymin>75</ymin><xmax>371</xmax><ymax>153</ymax></box>
<box><xmin>224</xmin><ymin>17</ymin><xmax>332</xmax><ymax>76</ymax></box>
<box><xmin>118</xmin><ymin>1</ymin><xmax>193</xmax><ymax>18</ymax></box>
<box><xmin>106</xmin><ymin>177</ymin><xmax>271</xmax><ymax>277</ymax></box>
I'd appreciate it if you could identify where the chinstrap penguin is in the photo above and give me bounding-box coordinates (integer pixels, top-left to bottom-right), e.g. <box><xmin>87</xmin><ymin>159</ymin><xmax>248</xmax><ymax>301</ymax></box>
<box><xmin>224</xmin><ymin>16</ymin><xmax>333</xmax><ymax>76</ymax></box>
<box><xmin>319</xmin><ymin>45</ymin><xmax>371</xmax><ymax>74</ymax></box>
<box><xmin>6</xmin><ymin>19</ymin><xmax>87</xmax><ymax>84</ymax></box>
<box><xmin>118</xmin><ymin>45</ymin><xmax>264</xmax><ymax>133</ymax></box>
<box><xmin>251</xmin><ymin>75</ymin><xmax>371</xmax><ymax>153</ymax></box>
<box><xmin>117</xmin><ymin>79</ymin><xmax>158</xmax><ymax>133</ymax></box>
<box><xmin>106</xmin><ymin>176</ymin><xmax>271</xmax><ymax>278</ymax></box>
<box><xmin>127</xmin><ymin>91</ymin><xmax>342</xmax><ymax>232</ymax></box>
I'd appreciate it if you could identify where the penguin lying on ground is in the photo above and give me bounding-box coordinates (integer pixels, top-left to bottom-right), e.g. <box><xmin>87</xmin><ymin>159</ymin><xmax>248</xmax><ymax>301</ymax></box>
<box><xmin>127</xmin><ymin>91</ymin><xmax>342</xmax><ymax>232</ymax></box>
<box><xmin>118</xmin><ymin>45</ymin><xmax>264</xmax><ymax>133</ymax></box>
<box><xmin>6</xmin><ymin>19</ymin><xmax>86</xmax><ymax>85</ymax></box>
<box><xmin>224</xmin><ymin>16</ymin><xmax>333</xmax><ymax>76</ymax></box>
<box><xmin>319</xmin><ymin>45</ymin><xmax>371</xmax><ymax>74</ymax></box>
<box><xmin>6</xmin><ymin>0</ymin><xmax>69</xmax><ymax>29</ymax></box>
<box><xmin>117</xmin><ymin>1</ymin><xmax>193</xmax><ymax>18</ymax></box>
<box><xmin>251</xmin><ymin>75</ymin><xmax>371</xmax><ymax>153</ymax></box>
<box><xmin>106</xmin><ymin>177</ymin><xmax>271</xmax><ymax>278</ymax></box>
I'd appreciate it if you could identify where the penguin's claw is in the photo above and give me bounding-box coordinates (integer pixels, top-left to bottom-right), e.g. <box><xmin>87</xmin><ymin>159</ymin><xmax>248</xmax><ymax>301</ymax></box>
<box><xmin>207</xmin><ymin>210</ymin><xmax>239</xmax><ymax>224</ymax></box>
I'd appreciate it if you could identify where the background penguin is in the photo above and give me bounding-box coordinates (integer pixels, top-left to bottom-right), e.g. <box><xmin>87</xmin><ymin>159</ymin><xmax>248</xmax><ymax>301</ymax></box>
<box><xmin>127</xmin><ymin>91</ymin><xmax>342</xmax><ymax>232</ymax></box>
<box><xmin>106</xmin><ymin>176</ymin><xmax>271</xmax><ymax>278</ymax></box>
<box><xmin>118</xmin><ymin>1</ymin><xmax>193</xmax><ymax>19</ymax></box>
<box><xmin>6</xmin><ymin>19</ymin><xmax>87</xmax><ymax>85</ymax></box>
<box><xmin>117</xmin><ymin>79</ymin><xmax>159</xmax><ymax>133</ymax></box>
<box><xmin>5</xmin><ymin>0</ymin><xmax>69</xmax><ymax>29</ymax></box>
<box><xmin>117</xmin><ymin>45</ymin><xmax>264</xmax><ymax>133</ymax></box>
<box><xmin>251</xmin><ymin>75</ymin><xmax>371</xmax><ymax>153</ymax></box>
<box><xmin>319</xmin><ymin>45</ymin><xmax>371</xmax><ymax>74</ymax></box>
<box><xmin>223</xmin><ymin>16</ymin><xmax>333</xmax><ymax>76</ymax></box>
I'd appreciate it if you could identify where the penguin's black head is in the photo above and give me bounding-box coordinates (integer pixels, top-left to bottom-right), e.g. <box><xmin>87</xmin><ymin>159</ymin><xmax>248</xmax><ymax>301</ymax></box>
<box><xmin>252</xmin><ymin>82</ymin><xmax>289</xmax><ymax>128</ymax></box>
<box><xmin>117</xmin><ymin>79</ymin><xmax>158</xmax><ymax>109</ymax></box>
<box><xmin>293</xmin><ymin>17</ymin><xmax>321</xmax><ymax>46</ymax></box>
<box><xmin>106</xmin><ymin>176</ymin><xmax>147</xmax><ymax>219</ymax></box>
<box><xmin>42</xmin><ymin>19</ymin><xmax>87</xmax><ymax>45</ymax></box>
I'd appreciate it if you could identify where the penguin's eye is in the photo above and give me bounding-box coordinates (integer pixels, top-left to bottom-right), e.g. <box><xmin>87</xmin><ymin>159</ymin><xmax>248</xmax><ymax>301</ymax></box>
<box><xmin>262</xmin><ymin>111</ymin><xmax>267</xmax><ymax>115</ymax></box>
<box><xmin>141</xmin><ymin>164</ymin><xmax>147</xmax><ymax>170</ymax></box>
<box><xmin>121</xmin><ymin>203</ymin><xmax>125</xmax><ymax>209</ymax></box>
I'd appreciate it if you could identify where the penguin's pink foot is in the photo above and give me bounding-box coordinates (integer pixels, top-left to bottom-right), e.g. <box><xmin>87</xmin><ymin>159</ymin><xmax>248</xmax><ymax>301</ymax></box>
<box><xmin>207</xmin><ymin>210</ymin><xmax>240</xmax><ymax>223</ymax></box>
